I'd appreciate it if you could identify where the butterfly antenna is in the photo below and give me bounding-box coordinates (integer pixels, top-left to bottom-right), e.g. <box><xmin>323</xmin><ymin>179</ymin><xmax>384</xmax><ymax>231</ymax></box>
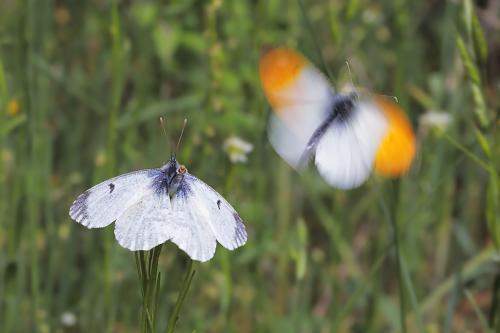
<box><xmin>345</xmin><ymin>59</ymin><xmax>355</xmax><ymax>90</ymax></box>
<box><xmin>174</xmin><ymin>118</ymin><xmax>188</xmax><ymax>159</ymax></box>
<box><xmin>343</xmin><ymin>61</ymin><xmax>398</xmax><ymax>103</ymax></box>
<box><xmin>159</xmin><ymin>117</ymin><xmax>174</xmax><ymax>159</ymax></box>
<box><xmin>375</xmin><ymin>93</ymin><xmax>399</xmax><ymax>104</ymax></box>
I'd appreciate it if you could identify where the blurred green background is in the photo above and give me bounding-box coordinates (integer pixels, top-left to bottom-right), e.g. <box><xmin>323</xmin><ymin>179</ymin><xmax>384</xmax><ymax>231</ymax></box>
<box><xmin>0</xmin><ymin>0</ymin><xmax>499</xmax><ymax>332</ymax></box>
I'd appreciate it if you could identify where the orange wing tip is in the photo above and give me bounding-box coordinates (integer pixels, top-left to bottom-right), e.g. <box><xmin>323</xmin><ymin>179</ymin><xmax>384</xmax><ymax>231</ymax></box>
<box><xmin>374</xmin><ymin>97</ymin><xmax>416</xmax><ymax>177</ymax></box>
<box><xmin>259</xmin><ymin>48</ymin><xmax>307</xmax><ymax>106</ymax></box>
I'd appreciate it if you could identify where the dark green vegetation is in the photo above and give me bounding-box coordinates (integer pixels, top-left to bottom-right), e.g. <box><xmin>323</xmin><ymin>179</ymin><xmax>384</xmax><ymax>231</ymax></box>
<box><xmin>0</xmin><ymin>0</ymin><xmax>499</xmax><ymax>332</ymax></box>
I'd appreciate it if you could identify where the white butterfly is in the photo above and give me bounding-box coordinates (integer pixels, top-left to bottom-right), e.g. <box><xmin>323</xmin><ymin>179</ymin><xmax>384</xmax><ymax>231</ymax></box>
<box><xmin>69</xmin><ymin>158</ymin><xmax>247</xmax><ymax>262</ymax></box>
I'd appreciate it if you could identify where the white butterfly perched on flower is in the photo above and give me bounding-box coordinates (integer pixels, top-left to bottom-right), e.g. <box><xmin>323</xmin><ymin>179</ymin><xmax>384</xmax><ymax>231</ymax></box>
<box><xmin>69</xmin><ymin>126</ymin><xmax>247</xmax><ymax>262</ymax></box>
<box><xmin>260</xmin><ymin>47</ymin><xmax>416</xmax><ymax>189</ymax></box>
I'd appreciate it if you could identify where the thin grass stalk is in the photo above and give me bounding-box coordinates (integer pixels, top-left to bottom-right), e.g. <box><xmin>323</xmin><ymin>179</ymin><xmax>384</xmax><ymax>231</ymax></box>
<box><xmin>0</xmin><ymin>56</ymin><xmax>7</xmax><ymax>332</ymax></box>
<box><xmin>220</xmin><ymin>165</ymin><xmax>238</xmax><ymax>319</ymax></box>
<box><xmin>464</xmin><ymin>289</ymin><xmax>490</xmax><ymax>331</ymax></box>
<box><xmin>102</xmin><ymin>4</ymin><xmax>127</xmax><ymax>331</ymax></box>
<box><xmin>165</xmin><ymin>258</ymin><xmax>196</xmax><ymax>333</ymax></box>
<box><xmin>135</xmin><ymin>244</ymin><xmax>163</xmax><ymax>333</ymax></box>
<box><xmin>19</xmin><ymin>0</ymin><xmax>42</xmax><ymax>330</ymax></box>
<box><xmin>388</xmin><ymin>180</ymin><xmax>407</xmax><ymax>333</ymax></box>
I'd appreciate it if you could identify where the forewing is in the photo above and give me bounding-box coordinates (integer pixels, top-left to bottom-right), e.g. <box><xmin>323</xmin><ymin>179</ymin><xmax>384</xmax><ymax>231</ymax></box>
<box><xmin>171</xmin><ymin>174</ymin><xmax>247</xmax><ymax>255</ymax></box>
<box><xmin>268</xmin><ymin>101</ymin><xmax>331</xmax><ymax>169</ymax></box>
<box><xmin>267</xmin><ymin>67</ymin><xmax>335</xmax><ymax>169</ymax></box>
<box><xmin>314</xmin><ymin>101</ymin><xmax>388</xmax><ymax>189</ymax></box>
<box><xmin>268</xmin><ymin>113</ymin><xmax>309</xmax><ymax>168</ymax></box>
<box><xmin>69</xmin><ymin>170</ymin><xmax>155</xmax><ymax>228</ymax></box>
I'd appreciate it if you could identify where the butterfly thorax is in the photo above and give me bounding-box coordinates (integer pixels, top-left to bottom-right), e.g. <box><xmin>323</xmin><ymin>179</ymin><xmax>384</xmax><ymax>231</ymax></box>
<box><xmin>152</xmin><ymin>158</ymin><xmax>188</xmax><ymax>197</ymax></box>
<box><xmin>329</xmin><ymin>92</ymin><xmax>357</xmax><ymax>123</ymax></box>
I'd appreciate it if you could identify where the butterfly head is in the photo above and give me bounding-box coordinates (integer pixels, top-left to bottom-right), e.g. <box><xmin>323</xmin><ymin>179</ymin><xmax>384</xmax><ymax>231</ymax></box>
<box><xmin>159</xmin><ymin>158</ymin><xmax>188</xmax><ymax>196</ymax></box>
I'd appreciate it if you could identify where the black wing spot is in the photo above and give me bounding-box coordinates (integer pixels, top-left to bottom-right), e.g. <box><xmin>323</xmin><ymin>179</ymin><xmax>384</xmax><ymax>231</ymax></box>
<box><xmin>109</xmin><ymin>183</ymin><xmax>115</xmax><ymax>194</ymax></box>
<box><xmin>217</xmin><ymin>200</ymin><xmax>222</xmax><ymax>209</ymax></box>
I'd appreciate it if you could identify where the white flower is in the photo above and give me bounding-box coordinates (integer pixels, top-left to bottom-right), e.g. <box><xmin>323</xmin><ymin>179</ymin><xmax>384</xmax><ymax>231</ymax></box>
<box><xmin>60</xmin><ymin>311</ymin><xmax>77</xmax><ymax>327</ymax></box>
<box><xmin>419</xmin><ymin>111</ymin><xmax>452</xmax><ymax>131</ymax></box>
<box><xmin>223</xmin><ymin>136</ymin><xmax>253</xmax><ymax>163</ymax></box>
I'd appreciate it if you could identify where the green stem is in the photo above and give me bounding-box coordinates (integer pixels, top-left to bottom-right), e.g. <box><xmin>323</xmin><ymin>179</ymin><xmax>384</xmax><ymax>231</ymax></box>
<box><xmin>104</xmin><ymin>5</ymin><xmax>126</xmax><ymax>331</ymax></box>
<box><xmin>165</xmin><ymin>258</ymin><xmax>196</xmax><ymax>333</ymax></box>
<box><xmin>442</xmin><ymin>132</ymin><xmax>491</xmax><ymax>172</ymax></box>
<box><xmin>388</xmin><ymin>180</ymin><xmax>407</xmax><ymax>333</ymax></box>
<box><xmin>135</xmin><ymin>245</ymin><xmax>163</xmax><ymax>333</ymax></box>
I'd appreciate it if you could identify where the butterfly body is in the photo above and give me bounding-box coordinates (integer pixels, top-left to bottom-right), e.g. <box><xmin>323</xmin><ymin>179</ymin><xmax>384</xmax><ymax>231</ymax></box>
<box><xmin>69</xmin><ymin>158</ymin><xmax>247</xmax><ymax>262</ymax></box>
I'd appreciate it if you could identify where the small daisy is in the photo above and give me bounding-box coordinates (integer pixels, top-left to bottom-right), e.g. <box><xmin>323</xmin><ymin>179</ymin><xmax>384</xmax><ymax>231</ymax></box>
<box><xmin>419</xmin><ymin>111</ymin><xmax>452</xmax><ymax>132</ymax></box>
<box><xmin>223</xmin><ymin>136</ymin><xmax>253</xmax><ymax>163</ymax></box>
<box><xmin>60</xmin><ymin>311</ymin><xmax>77</xmax><ymax>327</ymax></box>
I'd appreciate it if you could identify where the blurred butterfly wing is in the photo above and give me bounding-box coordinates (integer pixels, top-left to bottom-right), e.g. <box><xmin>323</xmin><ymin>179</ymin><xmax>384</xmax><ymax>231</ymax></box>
<box><xmin>268</xmin><ymin>109</ymin><xmax>324</xmax><ymax>169</ymax></box>
<box><xmin>261</xmin><ymin>48</ymin><xmax>335</xmax><ymax>169</ymax></box>
<box><xmin>314</xmin><ymin>101</ymin><xmax>388</xmax><ymax>189</ymax></box>
<box><xmin>171</xmin><ymin>174</ymin><xmax>247</xmax><ymax>261</ymax></box>
<box><xmin>69</xmin><ymin>170</ymin><xmax>156</xmax><ymax>228</ymax></box>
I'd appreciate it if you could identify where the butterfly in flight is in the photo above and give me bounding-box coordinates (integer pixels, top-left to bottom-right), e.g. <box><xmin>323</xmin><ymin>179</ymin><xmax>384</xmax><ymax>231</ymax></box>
<box><xmin>69</xmin><ymin>123</ymin><xmax>247</xmax><ymax>262</ymax></box>
<box><xmin>260</xmin><ymin>47</ymin><xmax>416</xmax><ymax>189</ymax></box>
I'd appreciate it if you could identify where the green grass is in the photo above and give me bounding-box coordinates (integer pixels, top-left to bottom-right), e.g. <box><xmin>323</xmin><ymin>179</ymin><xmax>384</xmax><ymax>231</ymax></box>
<box><xmin>0</xmin><ymin>0</ymin><xmax>499</xmax><ymax>332</ymax></box>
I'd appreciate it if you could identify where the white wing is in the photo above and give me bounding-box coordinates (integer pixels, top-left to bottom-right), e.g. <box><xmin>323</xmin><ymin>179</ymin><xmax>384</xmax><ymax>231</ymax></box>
<box><xmin>171</xmin><ymin>174</ymin><xmax>247</xmax><ymax>259</ymax></box>
<box><xmin>314</xmin><ymin>101</ymin><xmax>388</xmax><ymax>189</ymax></box>
<box><xmin>69</xmin><ymin>170</ymin><xmax>155</xmax><ymax>228</ymax></box>
<box><xmin>113</xmin><ymin>194</ymin><xmax>218</xmax><ymax>261</ymax></box>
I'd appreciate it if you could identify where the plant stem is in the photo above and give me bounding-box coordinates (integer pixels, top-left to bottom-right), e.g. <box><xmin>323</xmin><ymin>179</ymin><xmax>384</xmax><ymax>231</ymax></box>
<box><xmin>165</xmin><ymin>258</ymin><xmax>196</xmax><ymax>333</ymax></box>
<box><xmin>388</xmin><ymin>180</ymin><xmax>407</xmax><ymax>333</ymax></box>
<box><xmin>135</xmin><ymin>245</ymin><xmax>163</xmax><ymax>333</ymax></box>
<box><xmin>441</xmin><ymin>132</ymin><xmax>491</xmax><ymax>172</ymax></box>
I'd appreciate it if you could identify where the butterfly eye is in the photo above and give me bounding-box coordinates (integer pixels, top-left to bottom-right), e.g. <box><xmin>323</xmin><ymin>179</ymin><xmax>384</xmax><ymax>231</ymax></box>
<box><xmin>177</xmin><ymin>165</ymin><xmax>187</xmax><ymax>175</ymax></box>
